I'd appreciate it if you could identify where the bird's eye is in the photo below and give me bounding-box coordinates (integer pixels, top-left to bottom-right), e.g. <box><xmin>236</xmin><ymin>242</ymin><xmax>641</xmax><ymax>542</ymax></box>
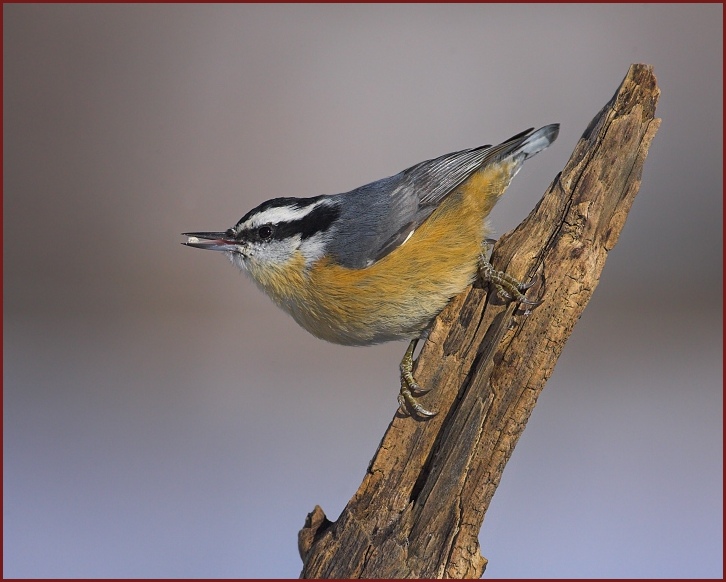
<box><xmin>258</xmin><ymin>225</ymin><xmax>273</xmax><ymax>240</ymax></box>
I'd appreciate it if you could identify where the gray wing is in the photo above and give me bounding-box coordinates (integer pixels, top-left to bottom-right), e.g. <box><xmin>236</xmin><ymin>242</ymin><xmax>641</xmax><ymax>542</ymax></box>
<box><xmin>327</xmin><ymin>125</ymin><xmax>558</xmax><ymax>269</ymax></box>
<box><xmin>325</xmin><ymin>145</ymin><xmax>496</xmax><ymax>269</ymax></box>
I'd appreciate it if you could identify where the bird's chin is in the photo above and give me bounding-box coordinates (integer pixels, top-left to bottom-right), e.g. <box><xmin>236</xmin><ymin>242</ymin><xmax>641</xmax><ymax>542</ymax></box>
<box><xmin>227</xmin><ymin>251</ymin><xmax>248</xmax><ymax>271</ymax></box>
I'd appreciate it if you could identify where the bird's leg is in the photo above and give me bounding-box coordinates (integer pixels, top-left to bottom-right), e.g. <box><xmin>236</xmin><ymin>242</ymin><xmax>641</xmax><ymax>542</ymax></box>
<box><xmin>397</xmin><ymin>339</ymin><xmax>437</xmax><ymax>418</ymax></box>
<box><xmin>479</xmin><ymin>242</ymin><xmax>541</xmax><ymax>312</ymax></box>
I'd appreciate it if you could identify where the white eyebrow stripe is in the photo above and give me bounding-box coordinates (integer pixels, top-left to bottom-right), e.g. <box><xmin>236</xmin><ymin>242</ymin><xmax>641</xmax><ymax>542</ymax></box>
<box><xmin>245</xmin><ymin>200</ymin><xmax>326</xmax><ymax>228</ymax></box>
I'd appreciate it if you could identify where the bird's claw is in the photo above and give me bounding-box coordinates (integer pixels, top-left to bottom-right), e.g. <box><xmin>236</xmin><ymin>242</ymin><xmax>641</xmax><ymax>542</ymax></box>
<box><xmin>397</xmin><ymin>339</ymin><xmax>436</xmax><ymax>418</ymax></box>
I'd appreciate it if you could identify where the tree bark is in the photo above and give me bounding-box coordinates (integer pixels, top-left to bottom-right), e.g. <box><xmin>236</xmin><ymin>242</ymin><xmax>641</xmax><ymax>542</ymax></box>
<box><xmin>298</xmin><ymin>64</ymin><xmax>661</xmax><ymax>579</ymax></box>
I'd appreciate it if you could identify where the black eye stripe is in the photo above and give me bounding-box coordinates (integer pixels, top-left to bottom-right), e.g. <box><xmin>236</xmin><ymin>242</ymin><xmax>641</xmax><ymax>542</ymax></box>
<box><xmin>236</xmin><ymin>199</ymin><xmax>341</xmax><ymax>242</ymax></box>
<box><xmin>274</xmin><ymin>203</ymin><xmax>340</xmax><ymax>240</ymax></box>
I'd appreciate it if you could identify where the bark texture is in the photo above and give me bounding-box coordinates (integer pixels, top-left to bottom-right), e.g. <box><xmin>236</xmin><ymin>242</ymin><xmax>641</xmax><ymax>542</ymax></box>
<box><xmin>298</xmin><ymin>64</ymin><xmax>661</xmax><ymax>578</ymax></box>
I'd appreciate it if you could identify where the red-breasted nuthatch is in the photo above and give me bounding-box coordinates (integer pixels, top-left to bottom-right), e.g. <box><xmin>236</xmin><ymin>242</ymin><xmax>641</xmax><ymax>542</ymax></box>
<box><xmin>184</xmin><ymin>124</ymin><xmax>559</xmax><ymax>417</ymax></box>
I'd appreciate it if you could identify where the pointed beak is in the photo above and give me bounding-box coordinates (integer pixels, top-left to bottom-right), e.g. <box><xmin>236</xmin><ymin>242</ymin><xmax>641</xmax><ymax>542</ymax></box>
<box><xmin>182</xmin><ymin>231</ymin><xmax>237</xmax><ymax>252</ymax></box>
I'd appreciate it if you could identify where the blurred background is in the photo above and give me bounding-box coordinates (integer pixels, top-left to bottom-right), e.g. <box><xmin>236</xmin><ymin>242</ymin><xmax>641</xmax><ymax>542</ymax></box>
<box><xmin>3</xmin><ymin>4</ymin><xmax>722</xmax><ymax>578</ymax></box>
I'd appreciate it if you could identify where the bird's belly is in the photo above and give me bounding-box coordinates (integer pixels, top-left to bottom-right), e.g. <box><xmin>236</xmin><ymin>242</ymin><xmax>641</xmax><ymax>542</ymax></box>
<box><xmin>293</xmin><ymin>252</ymin><xmax>481</xmax><ymax>346</ymax></box>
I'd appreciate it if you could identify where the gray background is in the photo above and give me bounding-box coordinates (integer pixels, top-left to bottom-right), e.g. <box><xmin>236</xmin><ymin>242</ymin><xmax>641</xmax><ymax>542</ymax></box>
<box><xmin>4</xmin><ymin>4</ymin><xmax>722</xmax><ymax>578</ymax></box>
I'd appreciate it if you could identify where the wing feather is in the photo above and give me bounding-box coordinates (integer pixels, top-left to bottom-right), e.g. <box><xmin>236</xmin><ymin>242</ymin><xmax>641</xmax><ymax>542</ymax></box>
<box><xmin>328</xmin><ymin>125</ymin><xmax>558</xmax><ymax>269</ymax></box>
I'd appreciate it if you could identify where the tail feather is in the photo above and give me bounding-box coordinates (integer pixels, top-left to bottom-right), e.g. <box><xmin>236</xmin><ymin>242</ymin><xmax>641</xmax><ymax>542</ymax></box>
<box><xmin>517</xmin><ymin>124</ymin><xmax>560</xmax><ymax>159</ymax></box>
<box><xmin>487</xmin><ymin>124</ymin><xmax>559</xmax><ymax>166</ymax></box>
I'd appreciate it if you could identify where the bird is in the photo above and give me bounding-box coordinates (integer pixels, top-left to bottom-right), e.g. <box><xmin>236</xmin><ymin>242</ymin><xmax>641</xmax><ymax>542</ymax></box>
<box><xmin>183</xmin><ymin>124</ymin><xmax>559</xmax><ymax>417</ymax></box>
